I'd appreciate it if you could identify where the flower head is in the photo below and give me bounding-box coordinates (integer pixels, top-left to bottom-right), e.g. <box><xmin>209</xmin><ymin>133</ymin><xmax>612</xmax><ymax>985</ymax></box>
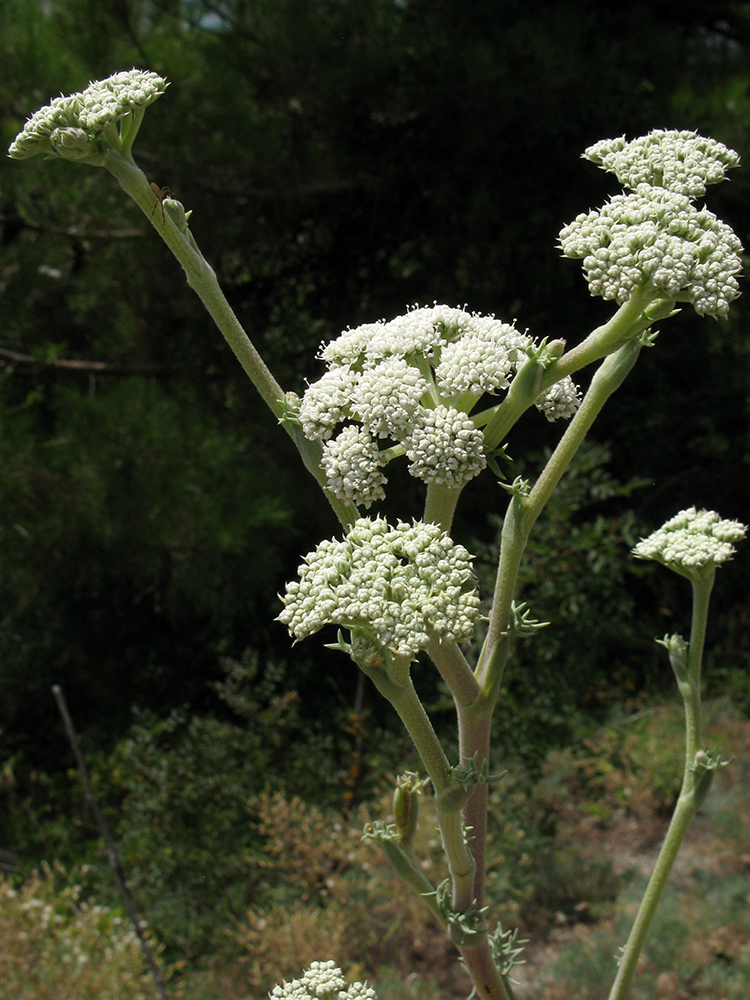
<box><xmin>404</xmin><ymin>405</ymin><xmax>487</xmax><ymax>487</ymax></box>
<box><xmin>365</xmin><ymin>304</ymin><xmax>473</xmax><ymax>362</ymax></box>
<box><xmin>584</xmin><ymin>130</ymin><xmax>740</xmax><ymax>198</ymax></box>
<box><xmin>561</xmin><ymin>130</ymin><xmax>743</xmax><ymax>317</ymax></box>
<box><xmin>302</xmin><ymin>305</ymin><xmax>574</xmax><ymax>503</ymax></box>
<box><xmin>299</xmin><ymin>367</ymin><xmax>358</xmax><ymax>440</ymax></box>
<box><xmin>352</xmin><ymin>358</ymin><xmax>429</xmax><ymax>439</ymax></box>
<box><xmin>632</xmin><ymin>507</ymin><xmax>746</xmax><ymax>580</ymax></box>
<box><xmin>559</xmin><ymin>188</ymin><xmax>742</xmax><ymax>316</ymax></box>
<box><xmin>435</xmin><ymin>316</ymin><xmax>529</xmax><ymax>397</ymax></box>
<box><xmin>320</xmin><ymin>425</ymin><xmax>388</xmax><ymax>508</ymax></box>
<box><xmin>535</xmin><ymin>375</ymin><xmax>581</xmax><ymax>421</ymax></box>
<box><xmin>278</xmin><ymin>517</ymin><xmax>480</xmax><ymax>660</ymax></box>
<box><xmin>270</xmin><ymin>961</ymin><xmax>376</xmax><ymax>1000</ymax></box>
<box><xmin>8</xmin><ymin>70</ymin><xmax>168</xmax><ymax>163</ymax></box>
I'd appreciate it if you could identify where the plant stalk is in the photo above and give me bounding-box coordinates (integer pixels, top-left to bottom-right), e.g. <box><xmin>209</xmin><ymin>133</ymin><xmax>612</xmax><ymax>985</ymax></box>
<box><xmin>607</xmin><ymin>572</ymin><xmax>716</xmax><ymax>1000</ymax></box>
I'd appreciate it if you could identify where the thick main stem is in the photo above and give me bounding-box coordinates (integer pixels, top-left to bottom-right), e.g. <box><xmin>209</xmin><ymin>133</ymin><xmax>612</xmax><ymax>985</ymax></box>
<box><xmin>460</xmin><ymin>938</ymin><xmax>513</xmax><ymax>1000</ymax></box>
<box><xmin>457</xmin><ymin>698</ymin><xmax>494</xmax><ymax>909</ymax></box>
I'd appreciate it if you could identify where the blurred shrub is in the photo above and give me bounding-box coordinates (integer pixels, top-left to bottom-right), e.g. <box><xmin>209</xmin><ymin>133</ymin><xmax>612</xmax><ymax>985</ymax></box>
<box><xmin>91</xmin><ymin>651</ymin><xmax>409</xmax><ymax>962</ymax></box>
<box><xmin>0</xmin><ymin>863</ymin><xmax>160</xmax><ymax>1000</ymax></box>
<box><xmin>536</xmin><ymin>698</ymin><xmax>744</xmax><ymax>829</ymax></box>
<box><xmin>535</xmin><ymin>703</ymin><xmax>684</xmax><ymax>832</ymax></box>
<box><xmin>233</xmin><ymin>788</ymin><xmax>466</xmax><ymax>1000</ymax></box>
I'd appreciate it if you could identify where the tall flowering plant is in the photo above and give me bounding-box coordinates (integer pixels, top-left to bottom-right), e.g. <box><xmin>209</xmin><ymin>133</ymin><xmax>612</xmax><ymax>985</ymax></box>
<box><xmin>9</xmin><ymin>74</ymin><xmax>746</xmax><ymax>999</ymax></box>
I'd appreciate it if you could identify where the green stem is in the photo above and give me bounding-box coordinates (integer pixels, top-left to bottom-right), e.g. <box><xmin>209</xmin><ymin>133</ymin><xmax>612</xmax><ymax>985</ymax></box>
<box><xmin>119</xmin><ymin>105</ymin><xmax>147</xmax><ymax>155</ymax></box>
<box><xmin>425</xmin><ymin>636</ymin><xmax>480</xmax><ymax>707</ymax></box>
<box><xmin>375</xmin><ymin>837</ymin><xmax>447</xmax><ymax>926</ymax></box>
<box><xmin>103</xmin><ymin>149</ymin><xmax>358</xmax><ymax>529</ymax></box>
<box><xmin>526</xmin><ymin>339</ymin><xmax>643</xmax><ymax>520</ymax></box>
<box><xmin>424</xmin><ymin>481</ymin><xmax>463</xmax><ymax>533</ymax></box>
<box><xmin>546</xmin><ymin>290</ymin><xmax>658</xmax><ymax>384</ymax></box>
<box><xmin>607</xmin><ymin>793</ymin><xmax>696</xmax><ymax>1000</ymax></box>
<box><xmin>425</xmin><ymin>635</ymin><xmax>496</xmax><ymax>915</ymax></box>
<box><xmin>482</xmin><ymin>293</ymin><xmax>656</xmax><ymax>455</ymax></box>
<box><xmin>482</xmin><ymin>353</ymin><xmax>546</xmax><ymax>453</ymax></box>
<box><xmin>103</xmin><ymin>151</ymin><xmax>281</xmax><ymax>407</ymax></box>
<box><xmin>466</xmin><ymin>334</ymin><xmax>649</xmax><ymax>976</ymax></box>
<box><xmin>364</xmin><ymin>654</ymin><xmax>511</xmax><ymax>1000</ymax></box>
<box><xmin>477</xmin><ymin>337</ymin><xmax>644</xmax><ymax>696</ymax></box>
<box><xmin>475</xmin><ymin>499</ymin><xmax>523</xmax><ymax>696</ymax></box>
<box><xmin>363</xmin><ymin>659</ymin><xmax>475</xmax><ymax>906</ymax></box>
<box><xmin>607</xmin><ymin>571</ymin><xmax>716</xmax><ymax>1000</ymax></box>
<box><xmin>684</xmin><ymin>573</ymin><xmax>715</xmax><ymax>759</ymax></box>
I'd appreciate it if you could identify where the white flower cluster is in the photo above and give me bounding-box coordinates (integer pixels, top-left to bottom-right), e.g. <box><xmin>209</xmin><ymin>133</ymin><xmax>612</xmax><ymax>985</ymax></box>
<box><xmin>404</xmin><ymin>405</ymin><xmax>486</xmax><ymax>487</ymax></box>
<box><xmin>278</xmin><ymin>517</ymin><xmax>481</xmax><ymax>659</ymax></box>
<box><xmin>584</xmin><ymin>131</ymin><xmax>740</xmax><ymax>198</ymax></box>
<box><xmin>534</xmin><ymin>375</ymin><xmax>581</xmax><ymax>422</ymax></box>
<box><xmin>560</xmin><ymin>130</ymin><xmax>743</xmax><ymax>317</ymax></box>
<box><xmin>300</xmin><ymin>305</ymin><xmax>579</xmax><ymax>505</ymax></box>
<box><xmin>8</xmin><ymin>70</ymin><xmax>168</xmax><ymax>161</ymax></box>
<box><xmin>320</xmin><ymin>424</ymin><xmax>388</xmax><ymax>506</ymax></box>
<box><xmin>270</xmin><ymin>961</ymin><xmax>376</xmax><ymax>1000</ymax></box>
<box><xmin>632</xmin><ymin>507</ymin><xmax>746</xmax><ymax>579</ymax></box>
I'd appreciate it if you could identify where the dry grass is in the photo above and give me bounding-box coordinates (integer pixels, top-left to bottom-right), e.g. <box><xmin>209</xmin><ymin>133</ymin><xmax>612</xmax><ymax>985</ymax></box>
<box><xmin>231</xmin><ymin>789</ymin><xmax>467</xmax><ymax>999</ymax></box>
<box><xmin>0</xmin><ymin>862</ymin><xmax>161</xmax><ymax>1000</ymax></box>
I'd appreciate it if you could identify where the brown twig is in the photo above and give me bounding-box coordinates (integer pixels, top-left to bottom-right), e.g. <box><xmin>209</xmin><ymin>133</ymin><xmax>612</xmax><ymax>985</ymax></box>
<box><xmin>0</xmin><ymin>347</ymin><xmax>164</xmax><ymax>376</ymax></box>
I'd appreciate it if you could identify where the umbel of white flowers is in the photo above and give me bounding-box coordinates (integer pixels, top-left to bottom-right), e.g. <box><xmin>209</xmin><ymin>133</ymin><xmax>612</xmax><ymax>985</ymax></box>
<box><xmin>278</xmin><ymin>517</ymin><xmax>480</xmax><ymax>664</ymax></box>
<box><xmin>269</xmin><ymin>961</ymin><xmax>376</xmax><ymax>1000</ymax></box>
<box><xmin>294</xmin><ymin>304</ymin><xmax>581</xmax><ymax>508</ymax></box>
<box><xmin>8</xmin><ymin>69</ymin><xmax>168</xmax><ymax>165</ymax></box>
<box><xmin>633</xmin><ymin>507</ymin><xmax>747</xmax><ymax>581</ymax></box>
<box><xmin>559</xmin><ymin>130</ymin><xmax>743</xmax><ymax>317</ymax></box>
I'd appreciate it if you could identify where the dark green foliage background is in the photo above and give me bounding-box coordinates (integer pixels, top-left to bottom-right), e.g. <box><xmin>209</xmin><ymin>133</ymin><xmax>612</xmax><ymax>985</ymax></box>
<box><xmin>1</xmin><ymin>0</ymin><xmax>749</xmax><ymax>898</ymax></box>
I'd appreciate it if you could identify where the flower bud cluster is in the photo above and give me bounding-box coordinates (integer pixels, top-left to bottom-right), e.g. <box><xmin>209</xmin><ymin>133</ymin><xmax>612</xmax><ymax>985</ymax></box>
<box><xmin>404</xmin><ymin>406</ymin><xmax>486</xmax><ymax>488</ymax></box>
<box><xmin>534</xmin><ymin>375</ymin><xmax>581</xmax><ymax>421</ymax></box>
<box><xmin>633</xmin><ymin>507</ymin><xmax>746</xmax><ymax>580</ymax></box>
<box><xmin>270</xmin><ymin>961</ymin><xmax>376</xmax><ymax>1000</ymax></box>
<box><xmin>584</xmin><ymin>131</ymin><xmax>740</xmax><ymax>198</ymax></box>
<box><xmin>8</xmin><ymin>70</ymin><xmax>168</xmax><ymax>162</ymax></box>
<box><xmin>320</xmin><ymin>424</ymin><xmax>388</xmax><ymax>507</ymax></box>
<box><xmin>299</xmin><ymin>305</ymin><xmax>580</xmax><ymax>505</ymax></box>
<box><xmin>278</xmin><ymin>517</ymin><xmax>480</xmax><ymax>659</ymax></box>
<box><xmin>560</xmin><ymin>130</ymin><xmax>743</xmax><ymax>317</ymax></box>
